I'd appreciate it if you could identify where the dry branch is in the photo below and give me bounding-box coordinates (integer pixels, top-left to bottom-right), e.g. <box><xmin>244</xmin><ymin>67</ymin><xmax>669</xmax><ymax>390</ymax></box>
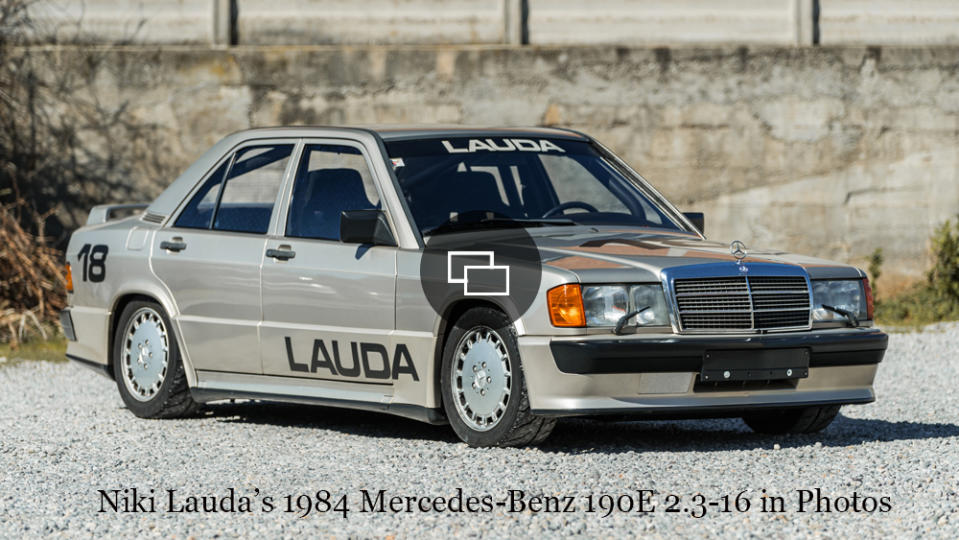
<box><xmin>0</xmin><ymin>199</ymin><xmax>66</xmax><ymax>345</ymax></box>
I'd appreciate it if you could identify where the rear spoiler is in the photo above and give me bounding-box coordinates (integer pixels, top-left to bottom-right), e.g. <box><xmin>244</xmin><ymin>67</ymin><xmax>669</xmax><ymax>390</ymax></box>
<box><xmin>86</xmin><ymin>203</ymin><xmax>150</xmax><ymax>226</ymax></box>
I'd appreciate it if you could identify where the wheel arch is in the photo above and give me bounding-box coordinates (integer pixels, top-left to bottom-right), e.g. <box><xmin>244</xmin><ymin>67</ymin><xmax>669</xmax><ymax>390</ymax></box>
<box><xmin>431</xmin><ymin>299</ymin><xmax>508</xmax><ymax>410</ymax></box>
<box><xmin>108</xmin><ymin>286</ymin><xmax>194</xmax><ymax>386</ymax></box>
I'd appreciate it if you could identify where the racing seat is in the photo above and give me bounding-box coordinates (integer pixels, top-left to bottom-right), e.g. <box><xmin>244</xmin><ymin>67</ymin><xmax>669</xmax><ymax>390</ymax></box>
<box><xmin>287</xmin><ymin>168</ymin><xmax>376</xmax><ymax>240</ymax></box>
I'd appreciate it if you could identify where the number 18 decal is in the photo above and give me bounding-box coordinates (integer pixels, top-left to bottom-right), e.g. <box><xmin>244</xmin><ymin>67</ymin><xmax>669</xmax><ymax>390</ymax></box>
<box><xmin>77</xmin><ymin>243</ymin><xmax>109</xmax><ymax>282</ymax></box>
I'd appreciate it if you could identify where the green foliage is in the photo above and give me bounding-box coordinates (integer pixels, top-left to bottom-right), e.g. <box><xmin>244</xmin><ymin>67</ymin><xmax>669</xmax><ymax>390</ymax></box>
<box><xmin>867</xmin><ymin>247</ymin><xmax>883</xmax><ymax>297</ymax></box>
<box><xmin>0</xmin><ymin>336</ymin><xmax>66</xmax><ymax>363</ymax></box>
<box><xmin>876</xmin><ymin>216</ymin><xmax>959</xmax><ymax>326</ymax></box>
<box><xmin>875</xmin><ymin>285</ymin><xmax>959</xmax><ymax>327</ymax></box>
<box><xmin>928</xmin><ymin>217</ymin><xmax>959</xmax><ymax>302</ymax></box>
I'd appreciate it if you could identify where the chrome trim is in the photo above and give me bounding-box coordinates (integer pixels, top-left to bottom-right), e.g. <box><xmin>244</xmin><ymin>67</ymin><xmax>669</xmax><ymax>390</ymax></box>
<box><xmin>730</xmin><ymin>240</ymin><xmax>748</xmax><ymax>261</ymax></box>
<box><xmin>661</xmin><ymin>262</ymin><xmax>814</xmax><ymax>334</ymax></box>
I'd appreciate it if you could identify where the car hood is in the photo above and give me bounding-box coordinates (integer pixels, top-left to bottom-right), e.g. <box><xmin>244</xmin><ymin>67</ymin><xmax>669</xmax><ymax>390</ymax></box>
<box><xmin>424</xmin><ymin>226</ymin><xmax>864</xmax><ymax>283</ymax></box>
<box><xmin>517</xmin><ymin>227</ymin><xmax>862</xmax><ymax>282</ymax></box>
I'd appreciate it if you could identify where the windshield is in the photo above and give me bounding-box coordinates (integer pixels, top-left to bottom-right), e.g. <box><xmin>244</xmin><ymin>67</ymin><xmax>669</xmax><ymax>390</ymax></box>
<box><xmin>386</xmin><ymin>137</ymin><xmax>684</xmax><ymax>236</ymax></box>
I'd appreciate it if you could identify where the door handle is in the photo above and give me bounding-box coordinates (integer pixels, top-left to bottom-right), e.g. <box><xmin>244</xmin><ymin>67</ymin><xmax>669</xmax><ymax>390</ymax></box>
<box><xmin>266</xmin><ymin>246</ymin><xmax>296</xmax><ymax>261</ymax></box>
<box><xmin>160</xmin><ymin>237</ymin><xmax>187</xmax><ymax>252</ymax></box>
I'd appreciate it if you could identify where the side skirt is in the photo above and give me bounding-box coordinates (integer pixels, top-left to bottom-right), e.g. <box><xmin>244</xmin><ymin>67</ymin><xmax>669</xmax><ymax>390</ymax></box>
<box><xmin>67</xmin><ymin>354</ymin><xmax>113</xmax><ymax>380</ymax></box>
<box><xmin>191</xmin><ymin>370</ymin><xmax>447</xmax><ymax>425</ymax></box>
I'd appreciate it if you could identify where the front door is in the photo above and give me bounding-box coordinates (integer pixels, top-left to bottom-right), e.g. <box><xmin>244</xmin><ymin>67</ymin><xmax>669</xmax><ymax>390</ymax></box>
<box><xmin>260</xmin><ymin>142</ymin><xmax>403</xmax><ymax>394</ymax></box>
<box><xmin>152</xmin><ymin>142</ymin><xmax>295</xmax><ymax>373</ymax></box>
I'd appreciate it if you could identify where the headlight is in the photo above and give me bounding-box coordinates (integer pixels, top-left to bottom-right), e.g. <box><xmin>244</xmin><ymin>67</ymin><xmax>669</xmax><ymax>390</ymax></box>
<box><xmin>812</xmin><ymin>280</ymin><xmax>867</xmax><ymax>322</ymax></box>
<box><xmin>582</xmin><ymin>286</ymin><xmax>629</xmax><ymax>326</ymax></box>
<box><xmin>629</xmin><ymin>284</ymin><xmax>671</xmax><ymax>326</ymax></box>
<box><xmin>579</xmin><ymin>284</ymin><xmax>669</xmax><ymax>327</ymax></box>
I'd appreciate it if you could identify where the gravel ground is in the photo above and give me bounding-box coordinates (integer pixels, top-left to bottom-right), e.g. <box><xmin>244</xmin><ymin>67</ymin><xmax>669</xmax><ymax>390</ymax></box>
<box><xmin>2</xmin><ymin>325</ymin><xmax>958</xmax><ymax>539</ymax></box>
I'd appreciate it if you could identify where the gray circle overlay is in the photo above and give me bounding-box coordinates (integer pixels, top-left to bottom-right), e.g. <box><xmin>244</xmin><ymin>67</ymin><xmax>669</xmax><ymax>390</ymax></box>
<box><xmin>419</xmin><ymin>222</ymin><xmax>543</xmax><ymax>324</ymax></box>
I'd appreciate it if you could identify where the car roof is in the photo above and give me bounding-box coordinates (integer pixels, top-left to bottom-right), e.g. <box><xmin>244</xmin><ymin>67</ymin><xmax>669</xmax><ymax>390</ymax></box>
<box><xmin>145</xmin><ymin>126</ymin><xmax>591</xmax><ymax>220</ymax></box>
<box><xmin>223</xmin><ymin>125</ymin><xmax>589</xmax><ymax>141</ymax></box>
<box><xmin>361</xmin><ymin>125</ymin><xmax>589</xmax><ymax>141</ymax></box>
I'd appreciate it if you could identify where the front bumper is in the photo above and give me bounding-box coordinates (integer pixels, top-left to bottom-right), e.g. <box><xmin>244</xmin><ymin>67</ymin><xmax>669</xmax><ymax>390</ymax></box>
<box><xmin>518</xmin><ymin>328</ymin><xmax>887</xmax><ymax>417</ymax></box>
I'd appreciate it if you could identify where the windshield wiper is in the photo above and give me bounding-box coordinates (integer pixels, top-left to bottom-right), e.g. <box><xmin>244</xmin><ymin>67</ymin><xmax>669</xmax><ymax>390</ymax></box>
<box><xmin>821</xmin><ymin>305</ymin><xmax>859</xmax><ymax>327</ymax></box>
<box><xmin>614</xmin><ymin>307</ymin><xmax>649</xmax><ymax>335</ymax></box>
<box><xmin>423</xmin><ymin>217</ymin><xmax>575</xmax><ymax>236</ymax></box>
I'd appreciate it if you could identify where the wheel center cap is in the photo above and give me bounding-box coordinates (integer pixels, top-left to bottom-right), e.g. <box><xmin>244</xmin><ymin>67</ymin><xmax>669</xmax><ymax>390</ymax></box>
<box><xmin>474</xmin><ymin>370</ymin><xmax>488</xmax><ymax>389</ymax></box>
<box><xmin>137</xmin><ymin>344</ymin><xmax>149</xmax><ymax>368</ymax></box>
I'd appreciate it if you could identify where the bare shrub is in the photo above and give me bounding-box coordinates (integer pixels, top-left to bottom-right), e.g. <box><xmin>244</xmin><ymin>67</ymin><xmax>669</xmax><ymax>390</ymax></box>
<box><xmin>1</xmin><ymin>1</ymin><xmax>176</xmax><ymax>344</ymax></box>
<box><xmin>0</xmin><ymin>199</ymin><xmax>65</xmax><ymax>345</ymax></box>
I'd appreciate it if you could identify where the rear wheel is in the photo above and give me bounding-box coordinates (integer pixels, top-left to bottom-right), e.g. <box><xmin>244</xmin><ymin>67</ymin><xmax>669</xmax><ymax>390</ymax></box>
<box><xmin>742</xmin><ymin>405</ymin><xmax>841</xmax><ymax>434</ymax></box>
<box><xmin>440</xmin><ymin>307</ymin><xmax>556</xmax><ymax>447</ymax></box>
<box><xmin>113</xmin><ymin>300</ymin><xmax>199</xmax><ymax>418</ymax></box>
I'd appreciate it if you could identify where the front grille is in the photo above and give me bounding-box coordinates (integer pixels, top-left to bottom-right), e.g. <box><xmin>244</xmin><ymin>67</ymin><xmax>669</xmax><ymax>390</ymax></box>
<box><xmin>673</xmin><ymin>275</ymin><xmax>810</xmax><ymax>332</ymax></box>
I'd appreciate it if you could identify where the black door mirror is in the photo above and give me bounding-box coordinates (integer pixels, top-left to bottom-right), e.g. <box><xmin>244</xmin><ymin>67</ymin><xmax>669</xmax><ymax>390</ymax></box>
<box><xmin>683</xmin><ymin>212</ymin><xmax>705</xmax><ymax>235</ymax></box>
<box><xmin>340</xmin><ymin>210</ymin><xmax>397</xmax><ymax>246</ymax></box>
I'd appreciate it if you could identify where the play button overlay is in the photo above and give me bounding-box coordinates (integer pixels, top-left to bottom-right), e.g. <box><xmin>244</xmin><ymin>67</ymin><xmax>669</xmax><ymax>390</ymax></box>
<box><xmin>419</xmin><ymin>221</ymin><xmax>543</xmax><ymax>324</ymax></box>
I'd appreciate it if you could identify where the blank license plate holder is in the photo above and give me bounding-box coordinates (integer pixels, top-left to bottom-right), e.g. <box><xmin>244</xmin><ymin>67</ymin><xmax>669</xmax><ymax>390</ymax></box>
<box><xmin>701</xmin><ymin>348</ymin><xmax>810</xmax><ymax>382</ymax></box>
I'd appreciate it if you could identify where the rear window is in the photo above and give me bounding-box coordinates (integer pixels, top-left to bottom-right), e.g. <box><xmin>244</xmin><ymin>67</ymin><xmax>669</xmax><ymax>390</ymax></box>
<box><xmin>175</xmin><ymin>144</ymin><xmax>293</xmax><ymax>234</ymax></box>
<box><xmin>213</xmin><ymin>145</ymin><xmax>293</xmax><ymax>234</ymax></box>
<box><xmin>175</xmin><ymin>161</ymin><xmax>228</xmax><ymax>230</ymax></box>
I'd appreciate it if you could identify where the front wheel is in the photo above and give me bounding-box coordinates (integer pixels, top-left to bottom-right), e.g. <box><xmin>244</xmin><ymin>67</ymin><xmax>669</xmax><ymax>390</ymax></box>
<box><xmin>742</xmin><ymin>405</ymin><xmax>841</xmax><ymax>434</ymax></box>
<box><xmin>113</xmin><ymin>300</ymin><xmax>199</xmax><ymax>418</ymax></box>
<box><xmin>440</xmin><ymin>307</ymin><xmax>556</xmax><ymax>447</ymax></box>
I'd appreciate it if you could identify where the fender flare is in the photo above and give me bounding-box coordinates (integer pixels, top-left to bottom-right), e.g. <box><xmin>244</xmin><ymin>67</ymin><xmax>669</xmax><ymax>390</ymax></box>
<box><xmin>109</xmin><ymin>280</ymin><xmax>197</xmax><ymax>388</ymax></box>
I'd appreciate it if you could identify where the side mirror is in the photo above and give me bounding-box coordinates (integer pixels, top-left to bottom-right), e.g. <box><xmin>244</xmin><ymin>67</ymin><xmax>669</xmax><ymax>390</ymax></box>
<box><xmin>683</xmin><ymin>212</ymin><xmax>705</xmax><ymax>235</ymax></box>
<box><xmin>340</xmin><ymin>210</ymin><xmax>397</xmax><ymax>246</ymax></box>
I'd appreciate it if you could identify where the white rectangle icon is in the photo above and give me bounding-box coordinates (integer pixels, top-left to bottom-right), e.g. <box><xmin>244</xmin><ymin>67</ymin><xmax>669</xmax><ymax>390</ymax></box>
<box><xmin>447</xmin><ymin>251</ymin><xmax>495</xmax><ymax>283</ymax></box>
<box><xmin>463</xmin><ymin>265</ymin><xmax>510</xmax><ymax>296</ymax></box>
<box><xmin>447</xmin><ymin>250</ymin><xmax>510</xmax><ymax>296</ymax></box>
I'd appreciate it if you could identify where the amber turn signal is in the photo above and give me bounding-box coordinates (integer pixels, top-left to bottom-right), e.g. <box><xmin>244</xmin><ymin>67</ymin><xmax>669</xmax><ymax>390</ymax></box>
<box><xmin>547</xmin><ymin>284</ymin><xmax>586</xmax><ymax>327</ymax></box>
<box><xmin>863</xmin><ymin>277</ymin><xmax>874</xmax><ymax>320</ymax></box>
<box><xmin>65</xmin><ymin>263</ymin><xmax>74</xmax><ymax>293</ymax></box>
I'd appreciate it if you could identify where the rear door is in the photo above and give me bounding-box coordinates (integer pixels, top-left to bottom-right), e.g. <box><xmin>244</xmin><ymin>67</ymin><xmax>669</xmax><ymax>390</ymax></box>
<box><xmin>152</xmin><ymin>141</ymin><xmax>295</xmax><ymax>373</ymax></box>
<box><xmin>259</xmin><ymin>141</ymin><xmax>401</xmax><ymax>391</ymax></box>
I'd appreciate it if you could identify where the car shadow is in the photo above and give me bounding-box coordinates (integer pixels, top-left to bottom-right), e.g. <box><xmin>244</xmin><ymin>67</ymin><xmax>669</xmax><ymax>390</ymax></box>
<box><xmin>202</xmin><ymin>400</ymin><xmax>459</xmax><ymax>444</ymax></box>
<box><xmin>536</xmin><ymin>415</ymin><xmax>959</xmax><ymax>455</ymax></box>
<box><xmin>199</xmin><ymin>400</ymin><xmax>959</xmax><ymax>453</ymax></box>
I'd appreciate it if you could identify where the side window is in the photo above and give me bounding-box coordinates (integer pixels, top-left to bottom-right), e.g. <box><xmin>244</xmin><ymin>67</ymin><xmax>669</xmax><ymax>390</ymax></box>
<box><xmin>212</xmin><ymin>144</ymin><xmax>294</xmax><ymax>234</ymax></box>
<box><xmin>286</xmin><ymin>144</ymin><xmax>381</xmax><ymax>241</ymax></box>
<box><xmin>175</xmin><ymin>161</ymin><xmax>228</xmax><ymax>229</ymax></box>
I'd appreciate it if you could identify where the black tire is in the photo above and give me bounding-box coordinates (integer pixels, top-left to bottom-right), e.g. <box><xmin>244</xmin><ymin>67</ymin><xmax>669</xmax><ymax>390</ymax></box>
<box><xmin>440</xmin><ymin>307</ymin><xmax>556</xmax><ymax>447</ymax></box>
<box><xmin>742</xmin><ymin>405</ymin><xmax>841</xmax><ymax>434</ymax></box>
<box><xmin>113</xmin><ymin>300</ymin><xmax>199</xmax><ymax>419</ymax></box>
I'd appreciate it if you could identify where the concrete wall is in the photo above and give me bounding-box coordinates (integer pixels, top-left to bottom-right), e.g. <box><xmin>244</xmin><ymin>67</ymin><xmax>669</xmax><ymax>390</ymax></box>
<box><xmin>24</xmin><ymin>0</ymin><xmax>225</xmax><ymax>44</ymax></box>
<box><xmin>18</xmin><ymin>1</ymin><xmax>959</xmax><ymax>46</ymax></box>
<box><xmin>527</xmin><ymin>0</ymin><xmax>813</xmax><ymax>45</ymax></box>
<box><xmin>237</xmin><ymin>0</ymin><xmax>518</xmax><ymax>45</ymax></box>
<box><xmin>13</xmin><ymin>44</ymin><xmax>959</xmax><ymax>291</ymax></box>
<box><xmin>20</xmin><ymin>0</ymin><xmax>522</xmax><ymax>45</ymax></box>
<box><xmin>821</xmin><ymin>0</ymin><xmax>959</xmax><ymax>45</ymax></box>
